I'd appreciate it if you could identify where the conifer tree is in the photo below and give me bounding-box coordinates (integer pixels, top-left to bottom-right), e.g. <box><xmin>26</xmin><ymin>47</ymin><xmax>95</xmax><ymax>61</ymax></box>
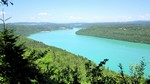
<box><xmin>0</xmin><ymin>11</ymin><xmax>48</xmax><ymax>84</ymax></box>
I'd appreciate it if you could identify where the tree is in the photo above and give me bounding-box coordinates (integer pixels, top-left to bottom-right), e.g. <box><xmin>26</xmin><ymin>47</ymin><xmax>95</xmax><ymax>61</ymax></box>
<box><xmin>0</xmin><ymin>0</ymin><xmax>13</xmax><ymax>6</ymax></box>
<box><xmin>0</xmin><ymin>12</ymin><xmax>48</xmax><ymax>83</ymax></box>
<box><xmin>72</xmin><ymin>66</ymin><xmax>81</xmax><ymax>84</ymax></box>
<box><xmin>91</xmin><ymin>59</ymin><xmax>109</xmax><ymax>84</ymax></box>
<box><xmin>118</xmin><ymin>63</ymin><xmax>127</xmax><ymax>84</ymax></box>
<box><xmin>130</xmin><ymin>59</ymin><xmax>146</xmax><ymax>84</ymax></box>
<box><xmin>118</xmin><ymin>59</ymin><xmax>147</xmax><ymax>84</ymax></box>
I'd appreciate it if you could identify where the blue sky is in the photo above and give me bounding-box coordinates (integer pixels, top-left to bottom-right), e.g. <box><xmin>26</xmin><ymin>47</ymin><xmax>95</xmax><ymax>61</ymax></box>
<box><xmin>1</xmin><ymin>0</ymin><xmax>150</xmax><ymax>23</ymax></box>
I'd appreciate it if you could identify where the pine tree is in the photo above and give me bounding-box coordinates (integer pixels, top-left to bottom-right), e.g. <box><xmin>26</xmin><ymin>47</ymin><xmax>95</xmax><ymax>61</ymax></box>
<box><xmin>0</xmin><ymin>13</ymin><xmax>48</xmax><ymax>83</ymax></box>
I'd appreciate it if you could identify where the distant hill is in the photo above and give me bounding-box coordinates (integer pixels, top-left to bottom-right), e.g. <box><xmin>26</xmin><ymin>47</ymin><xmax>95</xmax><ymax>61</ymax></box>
<box><xmin>0</xmin><ymin>23</ymin><xmax>74</xmax><ymax>36</ymax></box>
<box><xmin>76</xmin><ymin>21</ymin><xmax>150</xmax><ymax>44</ymax></box>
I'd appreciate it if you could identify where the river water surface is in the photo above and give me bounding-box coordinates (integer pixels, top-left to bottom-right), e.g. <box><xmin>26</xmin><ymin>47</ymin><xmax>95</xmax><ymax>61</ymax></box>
<box><xmin>28</xmin><ymin>28</ymin><xmax>150</xmax><ymax>77</ymax></box>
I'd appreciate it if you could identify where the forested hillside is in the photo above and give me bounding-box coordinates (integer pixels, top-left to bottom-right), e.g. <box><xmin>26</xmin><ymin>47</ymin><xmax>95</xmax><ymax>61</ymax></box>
<box><xmin>0</xmin><ymin>23</ymin><xmax>150</xmax><ymax>83</ymax></box>
<box><xmin>0</xmin><ymin>0</ymin><xmax>150</xmax><ymax>84</ymax></box>
<box><xmin>76</xmin><ymin>22</ymin><xmax>150</xmax><ymax>44</ymax></box>
<box><xmin>0</xmin><ymin>23</ymin><xmax>72</xmax><ymax>36</ymax></box>
<box><xmin>10</xmin><ymin>36</ymin><xmax>150</xmax><ymax>84</ymax></box>
<box><xmin>18</xmin><ymin>36</ymin><xmax>96</xmax><ymax>83</ymax></box>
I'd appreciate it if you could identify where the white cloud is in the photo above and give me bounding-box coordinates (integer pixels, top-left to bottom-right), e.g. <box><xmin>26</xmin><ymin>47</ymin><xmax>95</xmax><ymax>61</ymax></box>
<box><xmin>139</xmin><ymin>13</ymin><xmax>150</xmax><ymax>20</ymax></box>
<box><xmin>69</xmin><ymin>16</ymin><xmax>83</xmax><ymax>20</ymax></box>
<box><xmin>30</xmin><ymin>17</ymin><xmax>36</xmax><ymax>20</ymax></box>
<box><xmin>38</xmin><ymin>12</ymin><xmax>48</xmax><ymax>16</ymax></box>
<box><xmin>29</xmin><ymin>12</ymin><xmax>52</xmax><ymax>22</ymax></box>
<box><xmin>116</xmin><ymin>16</ymin><xmax>133</xmax><ymax>21</ymax></box>
<box><xmin>91</xmin><ymin>16</ymin><xmax>133</xmax><ymax>22</ymax></box>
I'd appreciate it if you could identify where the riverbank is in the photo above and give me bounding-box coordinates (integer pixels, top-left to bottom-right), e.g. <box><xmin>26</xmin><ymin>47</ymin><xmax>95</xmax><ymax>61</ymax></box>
<box><xmin>76</xmin><ymin>22</ymin><xmax>150</xmax><ymax>44</ymax></box>
<box><xmin>28</xmin><ymin>28</ymin><xmax>150</xmax><ymax>78</ymax></box>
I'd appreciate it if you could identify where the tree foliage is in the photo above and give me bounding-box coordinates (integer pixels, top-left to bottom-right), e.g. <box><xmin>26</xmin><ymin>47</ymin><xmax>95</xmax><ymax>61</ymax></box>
<box><xmin>0</xmin><ymin>24</ymin><xmax>72</xmax><ymax>36</ymax></box>
<box><xmin>0</xmin><ymin>13</ymin><xmax>149</xmax><ymax>83</ymax></box>
<box><xmin>0</xmin><ymin>0</ymin><xmax>149</xmax><ymax>83</ymax></box>
<box><xmin>0</xmin><ymin>0</ymin><xmax>13</xmax><ymax>6</ymax></box>
<box><xmin>0</xmin><ymin>28</ymin><xmax>48</xmax><ymax>83</ymax></box>
<box><xmin>76</xmin><ymin>22</ymin><xmax>150</xmax><ymax>44</ymax></box>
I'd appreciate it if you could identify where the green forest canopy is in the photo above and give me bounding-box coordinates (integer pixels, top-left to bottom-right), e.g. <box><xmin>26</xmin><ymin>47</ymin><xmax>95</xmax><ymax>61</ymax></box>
<box><xmin>76</xmin><ymin>22</ymin><xmax>150</xmax><ymax>44</ymax></box>
<box><xmin>0</xmin><ymin>0</ymin><xmax>149</xmax><ymax>83</ymax></box>
<box><xmin>0</xmin><ymin>23</ymin><xmax>150</xmax><ymax>83</ymax></box>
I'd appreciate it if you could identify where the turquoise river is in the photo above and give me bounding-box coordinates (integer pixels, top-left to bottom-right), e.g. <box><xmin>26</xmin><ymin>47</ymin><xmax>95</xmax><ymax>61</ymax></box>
<box><xmin>28</xmin><ymin>28</ymin><xmax>150</xmax><ymax>77</ymax></box>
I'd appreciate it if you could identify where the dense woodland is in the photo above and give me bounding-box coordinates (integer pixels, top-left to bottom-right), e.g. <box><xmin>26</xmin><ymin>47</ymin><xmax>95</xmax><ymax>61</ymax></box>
<box><xmin>76</xmin><ymin>22</ymin><xmax>150</xmax><ymax>44</ymax></box>
<box><xmin>0</xmin><ymin>23</ymin><xmax>150</xmax><ymax>83</ymax></box>
<box><xmin>0</xmin><ymin>0</ymin><xmax>149</xmax><ymax>83</ymax></box>
<box><xmin>0</xmin><ymin>23</ymin><xmax>72</xmax><ymax>36</ymax></box>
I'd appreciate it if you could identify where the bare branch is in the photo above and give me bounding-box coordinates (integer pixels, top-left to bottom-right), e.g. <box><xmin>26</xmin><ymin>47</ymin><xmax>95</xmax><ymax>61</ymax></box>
<box><xmin>0</xmin><ymin>18</ymin><xmax>4</xmax><ymax>21</ymax></box>
<box><xmin>5</xmin><ymin>17</ymin><xmax>11</xmax><ymax>21</ymax></box>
